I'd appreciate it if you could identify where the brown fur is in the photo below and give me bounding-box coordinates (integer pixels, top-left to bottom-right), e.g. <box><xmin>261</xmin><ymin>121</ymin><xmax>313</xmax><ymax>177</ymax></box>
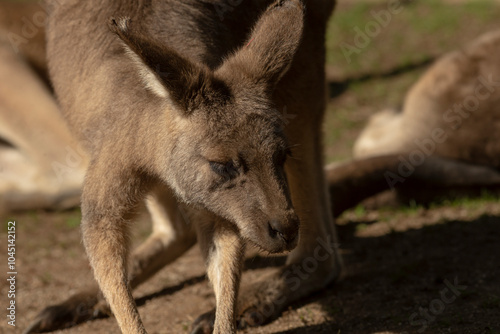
<box><xmin>354</xmin><ymin>30</ymin><xmax>500</xmax><ymax>165</ymax></box>
<box><xmin>0</xmin><ymin>1</ymin><xmax>87</xmax><ymax>214</ymax></box>
<box><xmin>22</xmin><ymin>1</ymin><xmax>340</xmax><ymax>333</ymax></box>
<box><xmin>327</xmin><ymin>29</ymin><xmax>500</xmax><ymax>212</ymax></box>
<box><xmin>0</xmin><ymin>1</ymin><xmax>48</xmax><ymax>79</ymax></box>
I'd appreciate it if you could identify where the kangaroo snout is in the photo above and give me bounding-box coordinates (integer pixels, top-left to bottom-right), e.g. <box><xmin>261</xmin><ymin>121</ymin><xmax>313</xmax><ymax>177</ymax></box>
<box><xmin>267</xmin><ymin>214</ymin><xmax>300</xmax><ymax>252</ymax></box>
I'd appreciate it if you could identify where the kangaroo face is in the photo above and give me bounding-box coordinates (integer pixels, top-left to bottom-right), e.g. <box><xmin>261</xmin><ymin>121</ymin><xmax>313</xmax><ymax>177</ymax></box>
<box><xmin>168</xmin><ymin>99</ymin><xmax>299</xmax><ymax>253</ymax></box>
<box><xmin>110</xmin><ymin>0</ymin><xmax>304</xmax><ymax>253</ymax></box>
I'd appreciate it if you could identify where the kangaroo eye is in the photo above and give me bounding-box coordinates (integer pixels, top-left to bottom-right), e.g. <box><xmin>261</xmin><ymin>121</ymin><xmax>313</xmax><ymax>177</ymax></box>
<box><xmin>209</xmin><ymin>161</ymin><xmax>239</xmax><ymax>180</ymax></box>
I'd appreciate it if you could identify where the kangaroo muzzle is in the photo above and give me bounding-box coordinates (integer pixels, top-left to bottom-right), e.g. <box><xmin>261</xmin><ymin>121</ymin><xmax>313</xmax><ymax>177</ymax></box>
<box><xmin>267</xmin><ymin>212</ymin><xmax>300</xmax><ymax>252</ymax></box>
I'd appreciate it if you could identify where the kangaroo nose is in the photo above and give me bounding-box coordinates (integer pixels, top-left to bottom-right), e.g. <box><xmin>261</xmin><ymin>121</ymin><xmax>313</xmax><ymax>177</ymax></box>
<box><xmin>268</xmin><ymin>215</ymin><xmax>299</xmax><ymax>250</ymax></box>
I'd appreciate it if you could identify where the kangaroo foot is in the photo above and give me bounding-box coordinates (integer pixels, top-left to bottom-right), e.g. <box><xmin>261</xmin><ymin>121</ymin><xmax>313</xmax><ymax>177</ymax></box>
<box><xmin>24</xmin><ymin>288</ymin><xmax>109</xmax><ymax>334</ymax></box>
<box><xmin>190</xmin><ymin>272</ymin><xmax>295</xmax><ymax>334</ymax></box>
<box><xmin>191</xmin><ymin>260</ymin><xmax>340</xmax><ymax>333</ymax></box>
<box><xmin>191</xmin><ymin>310</ymin><xmax>216</xmax><ymax>334</ymax></box>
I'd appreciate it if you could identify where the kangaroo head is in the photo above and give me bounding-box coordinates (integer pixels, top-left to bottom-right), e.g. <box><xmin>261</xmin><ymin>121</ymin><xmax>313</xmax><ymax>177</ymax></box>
<box><xmin>110</xmin><ymin>0</ymin><xmax>304</xmax><ymax>253</ymax></box>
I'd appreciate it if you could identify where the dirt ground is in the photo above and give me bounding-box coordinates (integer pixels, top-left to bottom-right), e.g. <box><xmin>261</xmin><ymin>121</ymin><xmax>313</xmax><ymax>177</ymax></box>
<box><xmin>1</xmin><ymin>1</ymin><xmax>500</xmax><ymax>334</ymax></box>
<box><xmin>1</xmin><ymin>203</ymin><xmax>500</xmax><ymax>334</ymax></box>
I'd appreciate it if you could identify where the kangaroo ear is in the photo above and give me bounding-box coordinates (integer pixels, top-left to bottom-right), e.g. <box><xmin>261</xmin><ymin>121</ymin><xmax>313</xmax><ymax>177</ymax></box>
<box><xmin>219</xmin><ymin>0</ymin><xmax>304</xmax><ymax>93</ymax></box>
<box><xmin>109</xmin><ymin>18</ymin><xmax>225</xmax><ymax>113</ymax></box>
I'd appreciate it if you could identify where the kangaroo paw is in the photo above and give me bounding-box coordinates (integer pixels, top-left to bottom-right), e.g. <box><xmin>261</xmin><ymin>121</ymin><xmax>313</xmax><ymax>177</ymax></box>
<box><xmin>24</xmin><ymin>289</ymin><xmax>109</xmax><ymax>334</ymax></box>
<box><xmin>191</xmin><ymin>255</ymin><xmax>340</xmax><ymax>332</ymax></box>
<box><xmin>190</xmin><ymin>278</ymin><xmax>284</xmax><ymax>333</ymax></box>
<box><xmin>236</xmin><ymin>273</ymin><xmax>290</xmax><ymax>329</ymax></box>
<box><xmin>238</xmin><ymin>259</ymin><xmax>341</xmax><ymax>329</ymax></box>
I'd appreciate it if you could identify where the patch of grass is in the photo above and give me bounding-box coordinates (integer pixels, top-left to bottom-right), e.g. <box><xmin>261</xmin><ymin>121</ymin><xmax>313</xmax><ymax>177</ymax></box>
<box><xmin>353</xmin><ymin>204</ymin><xmax>366</xmax><ymax>218</ymax></box>
<box><xmin>182</xmin><ymin>321</ymin><xmax>190</xmax><ymax>332</ymax></box>
<box><xmin>326</xmin><ymin>0</ymin><xmax>500</xmax><ymax>75</ymax></box>
<box><xmin>298</xmin><ymin>308</ymin><xmax>309</xmax><ymax>325</ymax></box>
<box><xmin>327</xmin><ymin>2</ymin><xmax>373</xmax><ymax>71</ymax></box>
<box><xmin>66</xmin><ymin>214</ymin><xmax>81</xmax><ymax>229</ymax></box>
<box><xmin>462</xmin><ymin>0</ymin><xmax>498</xmax><ymax>22</ymax></box>
<box><xmin>399</xmin><ymin>200</ymin><xmax>423</xmax><ymax>215</ymax></box>
<box><xmin>373</xmin><ymin>200</ymin><xmax>423</xmax><ymax>218</ymax></box>
<box><xmin>435</xmin><ymin>190</ymin><xmax>500</xmax><ymax>210</ymax></box>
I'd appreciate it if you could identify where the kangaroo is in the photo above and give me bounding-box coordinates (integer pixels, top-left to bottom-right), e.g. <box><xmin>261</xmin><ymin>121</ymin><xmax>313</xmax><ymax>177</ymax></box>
<box><xmin>0</xmin><ymin>1</ymin><xmax>87</xmax><ymax>214</ymax></box>
<box><xmin>22</xmin><ymin>1</ymin><xmax>341</xmax><ymax>333</ymax></box>
<box><xmin>6</xmin><ymin>2</ymin><xmax>497</xmax><ymax>333</ymax></box>
<box><xmin>353</xmin><ymin>30</ymin><xmax>500</xmax><ymax>164</ymax></box>
<box><xmin>327</xmin><ymin>29</ymin><xmax>500</xmax><ymax>214</ymax></box>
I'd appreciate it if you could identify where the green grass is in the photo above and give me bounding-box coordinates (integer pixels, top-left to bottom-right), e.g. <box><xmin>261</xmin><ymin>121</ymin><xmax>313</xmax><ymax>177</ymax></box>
<box><xmin>353</xmin><ymin>204</ymin><xmax>367</xmax><ymax>218</ymax></box>
<box><xmin>396</xmin><ymin>190</ymin><xmax>498</xmax><ymax>214</ymax></box>
<box><xmin>326</xmin><ymin>0</ymin><xmax>499</xmax><ymax>73</ymax></box>
<box><xmin>343</xmin><ymin>190</ymin><xmax>500</xmax><ymax>226</ymax></box>
<box><xmin>435</xmin><ymin>191</ymin><xmax>500</xmax><ymax>210</ymax></box>
<box><xmin>66</xmin><ymin>214</ymin><xmax>81</xmax><ymax>228</ymax></box>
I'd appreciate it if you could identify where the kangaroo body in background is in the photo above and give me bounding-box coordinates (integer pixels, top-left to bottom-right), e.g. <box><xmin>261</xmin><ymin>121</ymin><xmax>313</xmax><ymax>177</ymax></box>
<box><xmin>0</xmin><ymin>1</ymin><xmax>86</xmax><ymax>213</ymax></box>
<box><xmin>327</xmin><ymin>29</ymin><xmax>500</xmax><ymax>215</ymax></box>
<box><xmin>24</xmin><ymin>1</ymin><xmax>340</xmax><ymax>333</ymax></box>
<box><xmin>354</xmin><ymin>30</ymin><xmax>500</xmax><ymax>164</ymax></box>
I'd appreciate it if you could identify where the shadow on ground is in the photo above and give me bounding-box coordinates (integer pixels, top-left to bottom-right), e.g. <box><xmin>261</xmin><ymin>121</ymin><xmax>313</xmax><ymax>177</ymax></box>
<box><xmin>328</xmin><ymin>57</ymin><xmax>434</xmax><ymax>99</ymax></box>
<box><xmin>270</xmin><ymin>214</ymin><xmax>500</xmax><ymax>334</ymax></box>
<box><xmin>109</xmin><ymin>212</ymin><xmax>500</xmax><ymax>333</ymax></box>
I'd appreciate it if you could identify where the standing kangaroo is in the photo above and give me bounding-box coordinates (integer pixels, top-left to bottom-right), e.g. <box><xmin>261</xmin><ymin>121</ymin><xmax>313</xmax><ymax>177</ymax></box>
<box><xmin>28</xmin><ymin>0</ymin><xmax>340</xmax><ymax>333</ymax></box>
<box><xmin>3</xmin><ymin>2</ymin><xmax>499</xmax><ymax>332</ymax></box>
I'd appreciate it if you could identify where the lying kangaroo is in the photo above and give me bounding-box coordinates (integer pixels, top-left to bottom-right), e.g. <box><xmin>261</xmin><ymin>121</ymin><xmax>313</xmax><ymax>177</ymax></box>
<box><xmin>23</xmin><ymin>0</ymin><xmax>341</xmax><ymax>333</ymax></box>
<box><xmin>0</xmin><ymin>1</ymin><xmax>87</xmax><ymax>213</ymax></box>
<box><xmin>327</xmin><ymin>29</ymin><xmax>500</xmax><ymax>214</ymax></box>
<box><xmin>353</xmin><ymin>29</ymin><xmax>500</xmax><ymax>164</ymax></box>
